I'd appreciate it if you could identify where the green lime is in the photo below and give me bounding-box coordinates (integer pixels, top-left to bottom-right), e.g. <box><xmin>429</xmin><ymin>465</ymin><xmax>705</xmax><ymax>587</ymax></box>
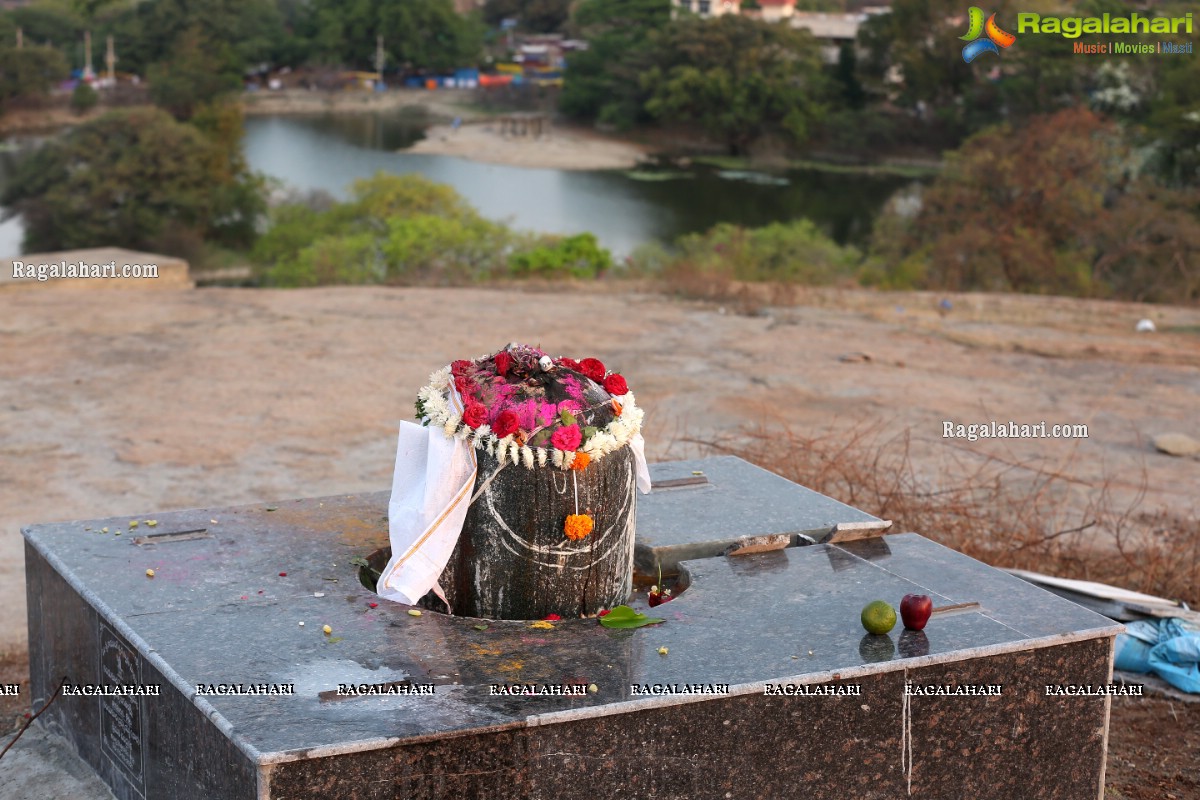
<box><xmin>861</xmin><ymin>600</ymin><xmax>897</xmax><ymax>635</ymax></box>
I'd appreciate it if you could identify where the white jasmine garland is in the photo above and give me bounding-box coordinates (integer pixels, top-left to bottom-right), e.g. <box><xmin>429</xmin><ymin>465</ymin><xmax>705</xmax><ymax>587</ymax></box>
<box><xmin>417</xmin><ymin>366</ymin><xmax>643</xmax><ymax>470</ymax></box>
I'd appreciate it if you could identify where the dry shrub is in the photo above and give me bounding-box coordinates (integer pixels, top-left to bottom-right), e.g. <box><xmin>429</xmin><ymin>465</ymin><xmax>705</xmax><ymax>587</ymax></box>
<box><xmin>698</xmin><ymin>421</ymin><xmax>1200</xmax><ymax>608</ymax></box>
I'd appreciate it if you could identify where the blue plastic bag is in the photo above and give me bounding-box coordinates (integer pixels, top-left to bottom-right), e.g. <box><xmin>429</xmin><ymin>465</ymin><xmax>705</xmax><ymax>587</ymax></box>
<box><xmin>1146</xmin><ymin>618</ymin><xmax>1200</xmax><ymax>694</ymax></box>
<box><xmin>1113</xmin><ymin>619</ymin><xmax>1160</xmax><ymax>674</ymax></box>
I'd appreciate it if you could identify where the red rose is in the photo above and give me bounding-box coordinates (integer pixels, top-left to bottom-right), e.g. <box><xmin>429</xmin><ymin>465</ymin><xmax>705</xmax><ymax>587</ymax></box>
<box><xmin>602</xmin><ymin>373</ymin><xmax>628</xmax><ymax>396</ymax></box>
<box><xmin>492</xmin><ymin>409</ymin><xmax>520</xmax><ymax>438</ymax></box>
<box><xmin>450</xmin><ymin>359</ymin><xmax>472</xmax><ymax>377</ymax></box>
<box><xmin>559</xmin><ymin>357</ymin><xmax>581</xmax><ymax>371</ymax></box>
<box><xmin>578</xmin><ymin>358</ymin><xmax>606</xmax><ymax>383</ymax></box>
<box><xmin>494</xmin><ymin>351</ymin><xmax>513</xmax><ymax>377</ymax></box>
<box><xmin>454</xmin><ymin>375</ymin><xmax>471</xmax><ymax>396</ymax></box>
<box><xmin>462</xmin><ymin>402</ymin><xmax>488</xmax><ymax>429</ymax></box>
<box><xmin>551</xmin><ymin>424</ymin><xmax>583</xmax><ymax>451</ymax></box>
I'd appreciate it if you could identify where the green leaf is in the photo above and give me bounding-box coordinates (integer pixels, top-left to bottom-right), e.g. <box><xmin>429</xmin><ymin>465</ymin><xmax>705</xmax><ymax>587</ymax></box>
<box><xmin>599</xmin><ymin>605</ymin><xmax>664</xmax><ymax>629</ymax></box>
<box><xmin>349</xmin><ymin>557</ymin><xmax>370</xmax><ymax>569</ymax></box>
<box><xmin>559</xmin><ymin>410</ymin><xmax>577</xmax><ymax>426</ymax></box>
<box><xmin>582</xmin><ymin>426</ymin><xmax>599</xmax><ymax>442</ymax></box>
<box><xmin>473</xmin><ymin>623</ymin><xmax>489</xmax><ymax>631</ymax></box>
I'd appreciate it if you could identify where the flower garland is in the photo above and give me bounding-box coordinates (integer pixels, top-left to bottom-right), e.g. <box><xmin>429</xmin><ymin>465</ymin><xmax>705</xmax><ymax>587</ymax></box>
<box><xmin>414</xmin><ymin>345</ymin><xmax>644</xmax><ymax>474</ymax></box>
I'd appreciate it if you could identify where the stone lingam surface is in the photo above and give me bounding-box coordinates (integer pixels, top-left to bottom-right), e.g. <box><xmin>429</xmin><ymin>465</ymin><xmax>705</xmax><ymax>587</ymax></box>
<box><xmin>25</xmin><ymin>476</ymin><xmax>1121</xmax><ymax>800</ymax></box>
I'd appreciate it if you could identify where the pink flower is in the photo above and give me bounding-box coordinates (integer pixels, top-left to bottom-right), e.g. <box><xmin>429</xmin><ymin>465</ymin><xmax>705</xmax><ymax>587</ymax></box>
<box><xmin>494</xmin><ymin>351</ymin><xmax>513</xmax><ymax>377</ymax></box>
<box><xmin>551</xmin><ymin>424</ymin><xmax>582</xmax><ymax>451</ymax></box>
<box><xmin>462</xmin><ymin>401</ymin><xmax>488</xmax><ymax>429</ymax></box>
<box><xmin>578</xmin><ymin>358</ymin><xmax>606</xmax><ymax>383</ymax></box>
<box><xmin>492</xmin><ymin>409</ymin><xmax>520</xmax><ymax>438</ymax></box>
<box><xmin>603</xmin><ymin>373</ymin><xmax>628</xmax><ymax>396</ymax></box>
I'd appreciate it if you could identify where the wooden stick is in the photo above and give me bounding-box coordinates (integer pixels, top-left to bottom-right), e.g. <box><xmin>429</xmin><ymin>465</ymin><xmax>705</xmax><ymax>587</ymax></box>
<box><xmin>930</xmin><ymin>601</ymin><xmax>981</xmax><ymax>615</ymax></box>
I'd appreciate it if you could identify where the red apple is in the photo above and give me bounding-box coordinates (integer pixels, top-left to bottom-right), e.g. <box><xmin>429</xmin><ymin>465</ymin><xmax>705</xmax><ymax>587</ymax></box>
<box><xmin>900</xmin><ymin>594</ymin><xmax>933</xmax><ymax>631</ymax></box>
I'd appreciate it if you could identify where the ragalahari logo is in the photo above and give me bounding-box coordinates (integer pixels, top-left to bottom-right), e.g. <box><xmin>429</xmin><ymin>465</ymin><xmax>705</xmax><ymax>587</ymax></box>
<box><xmin>960</xmin><ymin>7</ymin><xmax>1016</xmax><ymax>62</ymax></box>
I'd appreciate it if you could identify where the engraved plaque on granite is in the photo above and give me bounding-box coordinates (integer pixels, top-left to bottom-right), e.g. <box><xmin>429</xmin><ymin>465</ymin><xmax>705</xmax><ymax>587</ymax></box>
<box><xmin>98</xmin><ymin>621</ymin><xmax>145</xmax><ymax>798</ymax></box>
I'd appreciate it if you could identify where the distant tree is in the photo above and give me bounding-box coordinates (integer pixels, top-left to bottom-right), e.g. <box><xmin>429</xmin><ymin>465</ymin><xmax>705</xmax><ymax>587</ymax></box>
<box><xmin>0</xmin><ymin>44</ymin><xmax>69</xmax><ymax>115</ymax></box>
<box><xmin>146</xmin><ymin>27</ymin><xmax>241</xmax><ymax>120</ymax></box>
<box><xmin>834</xmin><ymin>42</ymin><xmax>865</xmax><ymax>111</ymax></box>
<box><xmin>307</xmin><ymin>0</ymin><xmax>482</xmax><ymax>71</ymax></box>
<box><xmin>5</xmin><ymin>4</ymin><xmax>84</xmax><ymax>50</ymax></box>
<box><xmin>560</xmin><ymin>0</ymin><xmax>670</xmax><ymax>127</ymax></box>
<box><xmin>642</xmin><ymin>15</ymin><xmax>828</xmax><ymax>153</ymax></box>
<box><xmin>1</xmin><ymin>107</ymin><xmax>264</xmax><ymax>257</ymax></box>
<box><xmin>69</xmin><ymin>80</ymin><xmax>98</xmax><ymax>115</ymax></box>
<box><xmin>90</xmin><ymin>0</ymin><xmax>292</xmax><ymax>77</ymax></box>
<box><xmin>1145</xmin><ymin>48</ymin><xmax>1200</xmax><ymax>188</ymax></box>
<box><xmin>876</xmin><ymin>107</ymin><xmax>1200</xmax><ymax>302</ymax></box>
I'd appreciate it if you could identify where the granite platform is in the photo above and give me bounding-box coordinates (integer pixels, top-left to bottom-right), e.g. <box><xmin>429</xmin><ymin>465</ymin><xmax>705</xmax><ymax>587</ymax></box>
<box><xmin>24</xmin><ymin>463</ymin><xmax>1122</xmax><ymax>800</ymax></box>
<box><xmin>635</xmin><ymin>456</ymin><xmax>889</xmax><ymax>577</ymax></box>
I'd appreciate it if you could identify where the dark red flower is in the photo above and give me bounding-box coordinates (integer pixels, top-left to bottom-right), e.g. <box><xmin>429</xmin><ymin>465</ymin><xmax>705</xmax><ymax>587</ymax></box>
<box><xmin>453</xmin><ymin>375</ymin><xmax>471</xmax><ymax>396</ymax></box>
<box><xmin>598</xmin><ymin>609</ymin><xmax>610</xmax><ymax>617</ymax></box>
<box><xmin>369</xmin><ymin>602</ymin><xmax>379</xmax><ymax>609</ymax></box>
<box><xmin>543</xmin><ymin>613</ymin><xmax>561</xmax><ymax>621</ymax></box>
<box><xmin>278</xmin><ymin>572</ymin><xmax>287</xmax><ymax>577</ymax></box>
<box><xmin>602</xmin><ymin>373</ymin><xmax>628</xmax><ymax>396</ymax></box>
<box><xmin>559</xmin><ymin>357</ymin><xmax>581</xmax><ymax>371</ymax></box>
<box><xmin>579</xmin><ymin>358</ymin><xmax>606</xmax><ymax>382</ymax></box>
<box><xmin>492</xmin><ymin>409</ymin><xmax>520</xmax><ymax>438</ymax></box>
<box><xmin>463</xmin><ymin>401</ymin><xmax>488</xmax><ymax>429</ymax></box>
<box><xmin>450</xmin><ymin>359</ymin><xmax>472</xmax><ymax>377</ymax></box>
<box><xmin>494</xmin><ymin>351</ymin><xmax>514</xmax><ymax>377</ymax></box>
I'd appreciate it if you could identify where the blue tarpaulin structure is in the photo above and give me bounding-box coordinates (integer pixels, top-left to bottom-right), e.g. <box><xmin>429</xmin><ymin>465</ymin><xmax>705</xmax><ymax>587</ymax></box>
<box><xmin>1115</xmin><ymin>618</ymin><xmax>1200</xmax><ymax>694</ymax></box>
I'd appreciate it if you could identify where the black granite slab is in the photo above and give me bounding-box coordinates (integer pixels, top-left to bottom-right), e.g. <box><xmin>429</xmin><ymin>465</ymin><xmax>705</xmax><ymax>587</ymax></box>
<box><xmin>636</xmin><ymin>456</ymin><xmax>889</xmax><ymax>576</ymax></box>
<box><xmin>23</xmin><ymin>467</ymin><xmax>1122</xmax><ymax>800</ymax></box>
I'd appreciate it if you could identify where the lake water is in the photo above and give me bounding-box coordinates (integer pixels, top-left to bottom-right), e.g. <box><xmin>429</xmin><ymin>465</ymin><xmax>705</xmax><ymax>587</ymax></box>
<box><xmin>242</xmin><ymin>113</ymin><xmax>912</xmax><ymax>256</ymax></box>
<box><xmin>1</xmin><ymin>112</ymin><xmax>915</xmax><ymax>258</ymax></box>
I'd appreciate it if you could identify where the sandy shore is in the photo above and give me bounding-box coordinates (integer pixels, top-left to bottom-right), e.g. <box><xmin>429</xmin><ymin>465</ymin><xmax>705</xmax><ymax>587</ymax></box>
<box><xmin>2</xmin><ymin>89</ymin><xmax>651</xmax><ymax>171</ymax></box>
<box><xmin>407</xmin><ymin>121</ymin><xmax>648</xmax><ymax>170</ymax></box>
<box><xmin>1</xmin><ymin>283</ymin><xmax>1198</xmax><ymax>656</ymax></box>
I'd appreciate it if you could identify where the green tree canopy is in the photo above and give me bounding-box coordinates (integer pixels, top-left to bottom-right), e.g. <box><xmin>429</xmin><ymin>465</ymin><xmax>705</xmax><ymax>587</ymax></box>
<box><xmin>146</xmin><ymin>26</ymin><xmax>242</xmax><ymax>120</ymax></box>
<box><xmin>642</xmin><ymin>15</ymin><xmax>828</xmax><ymax>154</ymax></box>
<box><xmin>560</xmin><ymin>0</ymin><xmax>670</xmax><ymax>128</ymax></box>
<box><xmin>0</xmin><ymin>43</ymin><xmax>68</xmax><ymax>115</ymax></box>
<box><xmin>306</xmin><ymin>0</ymin><xmax>482</xmax><ymax>71</ymax></box>
<box><xmin>1</xmin><ymin>106</ymin><xmax>265</xmax><ymax>256</ymax></box>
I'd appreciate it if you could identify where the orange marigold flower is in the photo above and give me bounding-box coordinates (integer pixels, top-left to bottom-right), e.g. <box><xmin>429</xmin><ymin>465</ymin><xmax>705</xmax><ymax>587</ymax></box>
<box><xmin>570</xmin><ymin>451</ymin><xmax>591</xmax><ymax>471</ymax></box>
<box><xmin>564</xmin><ymin>513</ymin><xmax>594</xmax><ymax>541</ymax></box>
<box><xmin>611</xmin><ymin>399</ymin><xmax>623</xmax><ymax>416</ymax></box>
